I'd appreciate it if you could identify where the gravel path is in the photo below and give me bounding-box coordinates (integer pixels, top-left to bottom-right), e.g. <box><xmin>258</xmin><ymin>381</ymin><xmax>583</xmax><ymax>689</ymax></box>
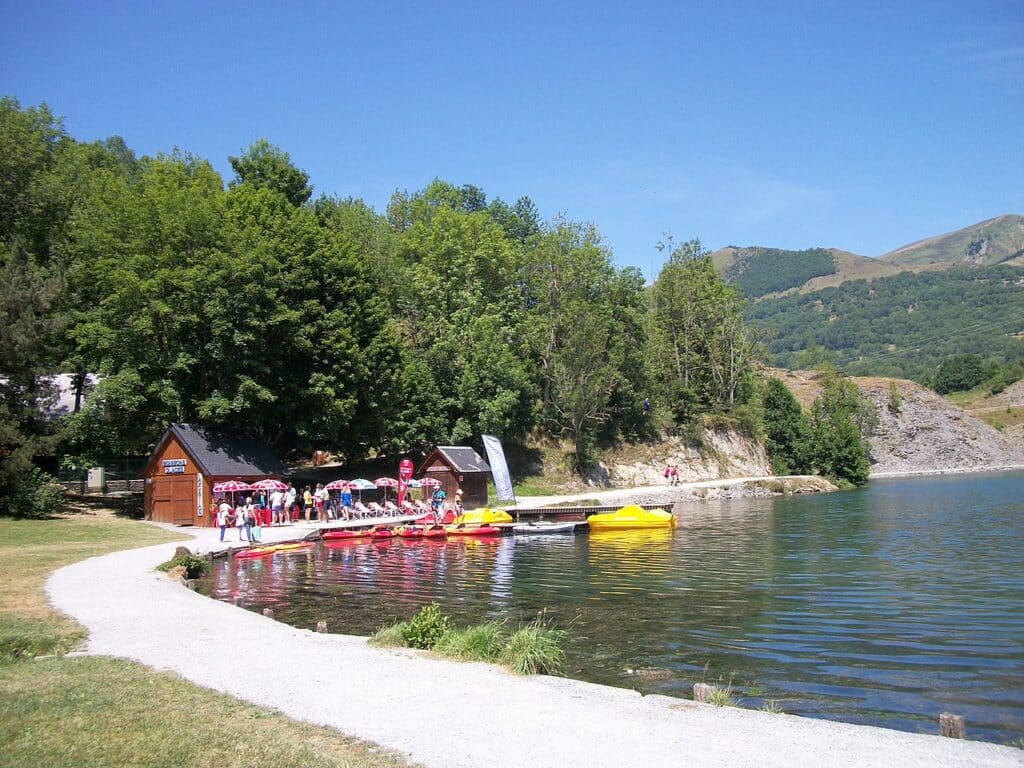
<box><xmin>45</xmin><ymin>523</ymin><xmax>1023</xmax><ymax>768</ymax></box>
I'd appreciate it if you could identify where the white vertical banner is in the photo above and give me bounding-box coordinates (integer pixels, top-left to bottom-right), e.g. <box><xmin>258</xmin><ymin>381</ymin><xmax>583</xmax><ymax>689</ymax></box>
<box><xmin>481</xmin><ymin>434</ymin><xmax>515</xmax><ymax>502</ymax></box>
<box><xmin>196</xmin><ymin>474</ymin><xmax>203</xmax><ymax>518</ymax></box>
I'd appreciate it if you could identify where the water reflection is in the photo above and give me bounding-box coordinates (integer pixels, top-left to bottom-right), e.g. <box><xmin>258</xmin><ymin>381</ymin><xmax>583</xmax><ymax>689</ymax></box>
<box><xmin>199</xmin><ymin>471</ymin><xmax>1024</xmax><ymax>743</ymax></box>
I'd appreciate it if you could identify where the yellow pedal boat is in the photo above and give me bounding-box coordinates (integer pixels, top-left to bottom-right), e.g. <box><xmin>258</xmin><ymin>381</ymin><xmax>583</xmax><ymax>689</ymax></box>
<box><xmin>586</xmin><ymin>505</ymin><xmax>676</xmax><ymax>531</ymax></box>
<box><xmin>453</xmin><ymin>508</ymin><xmax>513</xmax><ymax>526</ymax></box>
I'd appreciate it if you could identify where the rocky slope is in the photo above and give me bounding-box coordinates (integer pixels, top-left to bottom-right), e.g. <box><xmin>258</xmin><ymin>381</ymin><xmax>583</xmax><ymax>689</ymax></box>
<box><xmin>591</xmin><ymin>427</ymin><xmax>772</xmax><ymax>486</ymax></box>
<box><xmin>771</xmin><ymin>370</ymin><xmax>1024</xmax><ymax>475</ymax></box>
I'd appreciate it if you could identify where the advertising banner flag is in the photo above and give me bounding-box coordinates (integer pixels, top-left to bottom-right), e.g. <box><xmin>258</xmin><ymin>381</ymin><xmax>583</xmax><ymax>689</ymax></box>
<box><xmin>482</xmin><ymin>435</ymin><xmax>515</xmax><ymax>502</ymax></box>
<box><xmin>398</xmin><ymin>457</ymin><xmax>414</xmax><ymax>503</ymax></box>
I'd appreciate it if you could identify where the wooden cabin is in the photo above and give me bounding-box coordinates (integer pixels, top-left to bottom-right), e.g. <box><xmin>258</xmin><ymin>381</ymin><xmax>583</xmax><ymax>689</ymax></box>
<box><xmin>142</xmin><ymin>423</ymin><xmax>285</xmax><ymax>526</ymax></box>
<box><xmin>417</xmin><ymin>446</ymin><xmax>491</xmax><ymax>508</ymax></box>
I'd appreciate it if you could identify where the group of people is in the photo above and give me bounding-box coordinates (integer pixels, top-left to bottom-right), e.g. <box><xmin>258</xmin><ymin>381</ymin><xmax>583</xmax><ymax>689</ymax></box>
<box><xmin>214</xmin><ymin>483</ymin><xmax>466</xmax><ymax>541</ymax></box>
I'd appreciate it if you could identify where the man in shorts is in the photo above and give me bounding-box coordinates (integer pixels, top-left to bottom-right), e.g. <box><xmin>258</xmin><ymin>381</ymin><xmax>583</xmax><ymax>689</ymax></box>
<box><xmin>269</xmin><ymin>488</ymin><xmax>284</xmax><ymax>525</ymax></box>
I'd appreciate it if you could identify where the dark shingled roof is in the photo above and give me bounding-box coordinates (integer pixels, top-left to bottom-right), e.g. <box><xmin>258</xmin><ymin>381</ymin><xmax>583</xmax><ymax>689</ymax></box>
<box><xmin>165</xmin><ymin>423</ymin><xmax>286</xmax><ymax>478</ymax></box>
<box><xmin>434</xmin><ymin>446</ymin><xmax>491</xmax><ymax>473</ymax></box>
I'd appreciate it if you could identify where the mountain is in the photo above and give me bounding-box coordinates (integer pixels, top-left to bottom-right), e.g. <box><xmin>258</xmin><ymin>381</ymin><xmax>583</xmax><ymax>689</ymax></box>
<box><xmin>712</xmin><ymin>214</ymin><xmax>1024</xmax><ymax>297</ymax></box>
<box><xmin>879</xmin><ymin>214</ymin><xmax>1024</xmax><ymax>267</ymax></box>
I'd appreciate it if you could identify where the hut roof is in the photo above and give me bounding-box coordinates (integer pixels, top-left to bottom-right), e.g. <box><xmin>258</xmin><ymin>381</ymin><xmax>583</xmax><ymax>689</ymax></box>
<box><xmin>425</xmin><ymin>446</ymin><xmax>491</xmax><ymax>474</ymax></box>
<box><xmin>149</xmin><ymin>423</ymin><xmax>286</xmax><ymax>478</ymax></box>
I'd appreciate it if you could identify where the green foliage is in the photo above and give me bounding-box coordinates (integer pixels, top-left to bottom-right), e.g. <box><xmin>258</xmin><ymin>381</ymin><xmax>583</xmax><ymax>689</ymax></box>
<box><xmin>228</xmin><ymin>138</ymin><xmax>312</xmax><ymax>206</ymax></box>
<box><xmin>650</xmin><ymin>239</ymin><xmax>761</xmax><ymax>413</ymax></box>
<box><xmin>0</xmin><ymin>466</ymin><xmax>64</xmax><ymax>519</ymax></box>
<box><xmin>367</xmin><ymin>621</ymin><xmax>410</xmax><ymax>647</ymax></box>
<box><xmin>434</xmin><ymin>620</ymin><xmax>507</xmax><ymax>661</ymax></box>
<box><xmin>156</xmin><ymin>552</ymin><xmax>210</xmax><ymax>579</ymax></box>
<box><xmin>762</xmin><ymin>379</ymin><xmax>812</xmax><ymax>475</ymax></box>
<box><xmin>705</xmin><ymin>683</ymin><xmax>736</xmax><ymax>707</ymax></box>
<box><xmin>498</xmin><ymin>618</ymin><xmax>568</xmax><ymax>675</ymax></box>
<box><xmin>887</xmin><ymin>381</ymin><xmax>902</xmax><ymax>414</ymax></box>
<box><xmin>809</xmin><ymin>373</ymin><xmax>874</xmax><ymax>486</ymax></box>
<box><xmin>726</xmin><ymin>247</ymin><xmax>836</xmax><ymax>297</ymax></box>
<box><xmin>931</xmin><ymin>354</ymin><xmax>987</xmax><ymax>394</ymax></box>
<box><xmin>400</xmin><ymin>603</ymin><xmax>452</xmax><ymax>650</ymax></box>
<box><xmin>748</xmin><ymin>266</ymin><xmax>1024</xmax><ymax>383</ymax></box>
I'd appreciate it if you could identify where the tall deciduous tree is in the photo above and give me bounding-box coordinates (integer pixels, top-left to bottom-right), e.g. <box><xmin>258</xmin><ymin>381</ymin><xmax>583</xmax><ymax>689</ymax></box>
<box><xmin>228</xmin><ymin>139</ymin><xmax>312</xmax><ymax>207</ymax></box>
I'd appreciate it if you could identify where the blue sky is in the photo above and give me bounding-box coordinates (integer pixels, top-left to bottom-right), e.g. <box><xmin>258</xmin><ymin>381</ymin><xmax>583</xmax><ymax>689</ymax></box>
<box><xmin>2</xmin><ymin>1</ymin><xmax>1022</xmax><ymax>279</ymax></box>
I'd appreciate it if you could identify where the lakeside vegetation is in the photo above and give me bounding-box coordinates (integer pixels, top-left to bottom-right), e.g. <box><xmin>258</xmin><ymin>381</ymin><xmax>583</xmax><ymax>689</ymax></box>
<box><xmin>0</xmin><ymin>511</ymin><xmax>413</xmax><ymax>768</ymax></box>
<box><xmin>370</xmin><ymin>604</ymin><xmax>567</xmax><ymax>676</ymax></box>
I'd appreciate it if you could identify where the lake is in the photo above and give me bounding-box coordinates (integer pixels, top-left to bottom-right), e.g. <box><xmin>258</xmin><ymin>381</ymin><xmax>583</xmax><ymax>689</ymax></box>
<box><xmin>198</xmin><ymin>471</ymin><xmax>1024</xmax><ymax>743</ymax></box>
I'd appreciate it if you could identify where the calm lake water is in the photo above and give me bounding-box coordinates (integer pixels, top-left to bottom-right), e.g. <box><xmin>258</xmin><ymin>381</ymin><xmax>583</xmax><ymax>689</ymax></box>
<box><xmin>198</xmin><ymin>471</ymin><xmax>1024</xmax><ymax>743</ymax></box>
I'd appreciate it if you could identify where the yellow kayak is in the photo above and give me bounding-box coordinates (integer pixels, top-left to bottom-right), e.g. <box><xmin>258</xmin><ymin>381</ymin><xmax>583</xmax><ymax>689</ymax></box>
<box><xmin>453</xmin><ymin>508</ymin><xmax>513</xmax><ymax>526</ymax></box>
<box><xmin>586</xmin><ymin>505</ymin><xmax>676</xmax><ymax>531</ymax></box>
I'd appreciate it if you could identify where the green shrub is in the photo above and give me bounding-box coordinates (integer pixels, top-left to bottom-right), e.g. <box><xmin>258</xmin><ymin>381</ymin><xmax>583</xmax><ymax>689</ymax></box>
<box><xmin>1</xmin><ymin>467</ymin><xmax>64</xmax><ymax>519</ymax></box>
<box><xmin>499</xmin><ymin>619</ymin><xmax>567</xmax><ymax>675</ymax></box>
<box><xmin>434</xmin><ymin>621</ymin><xmax>506</xmax><ymax>662</ymax></box>
<box><xmin>400</xmin><ymin>604</ymin><xmax>452</xmax><ymax>650</ymax></box>
<box><xmin>156</xmin><ymin>552</ymin><xmax>209</xmax><ymax>579</ymax></box>
<box><xmin>706</xmin><ymin>682</ymin><xmax>736</xmax><ymax>707</ymax></box>
<box><xmin>368</xmin><ymin>621</ymin><xmax>410</xmax><ymax>647</ymax></box>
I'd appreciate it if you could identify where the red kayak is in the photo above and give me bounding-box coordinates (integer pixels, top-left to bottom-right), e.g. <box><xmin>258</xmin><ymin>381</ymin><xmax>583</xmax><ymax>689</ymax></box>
<box><xmin>445</xmin><ymin>525</ymin><xmax>501</xmax><ymax>537</ymax></box>
<box><xmin>322</xmin><ymin>529</ymin><xmax>372</xmax><ymax>540</ymax></box>
<box><xmin>371</xmin><ymin>527</ymin><xmax>394</xmax><ymax>540</ymax></box>
<box><xmin>398</xmin><ymin>526</ymin><xmax>424</xmax><ymax>539</ymax></box>
<box><xmin>422</xmin><ymin>525</ymin><xmax>447</xmax><ymax>539</ymax></box>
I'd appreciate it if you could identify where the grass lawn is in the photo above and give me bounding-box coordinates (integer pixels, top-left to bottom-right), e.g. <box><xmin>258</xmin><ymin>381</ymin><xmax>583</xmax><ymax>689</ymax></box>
<box><xmin>0</xmin><ymin>509</ymin><xmax>414</xmax><ymax>768</ymax></box>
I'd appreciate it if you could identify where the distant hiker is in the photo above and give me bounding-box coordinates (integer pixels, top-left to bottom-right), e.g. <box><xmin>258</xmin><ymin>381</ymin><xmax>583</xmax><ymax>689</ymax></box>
<box><xmin>671</xmin><ymin>465</ymin><xmax>680</xmax><ymax>486</ymax></box>
<box><xmin>643</xmin><ymin>397</ymin><xmax>651</xmax><ymax>415</ymax></box>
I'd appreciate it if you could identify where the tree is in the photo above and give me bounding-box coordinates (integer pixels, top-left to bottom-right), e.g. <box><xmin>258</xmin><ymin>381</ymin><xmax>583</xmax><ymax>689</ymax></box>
<box><xmin>931</xmin><ymin>354</ymin><xmax>986</xmax><ymax>394</ymax></box>
<box><xmin>524</xmin><ymin>220</ymin><xmax>646</xmax><ymax>468</ymax></box>
<box><xmin>808</xmin><ymin>372</ymin><xmax>875</xmax><ymax>486</ymax></box>
<box><xmin>650</xmin><ymin>238</ymin><xmax>760</xmax><ymax>412</ymax></box>
<box><xmin>762</xmin><ymin>378</ymin><xmax>812</xmax><ymax>475</ymax></box>
<box><xmin>228</xmin><ymin>139</ymin><xmax>312</xmax><ymax>206</ymax></box>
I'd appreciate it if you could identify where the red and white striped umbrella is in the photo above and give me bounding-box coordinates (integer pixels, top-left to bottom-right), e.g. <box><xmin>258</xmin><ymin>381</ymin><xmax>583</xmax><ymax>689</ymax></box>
<box><xmin>373</xmin><ymin>477</ymin><xmax>399</xmax><ymax>488</ymax></box>
<box><xmin>213</xmin><ymin>480</ymin><xmax>252</xmax><ymax>493</ymax></box>
<box><xmin>325</xmin><ymin>479</ymin><xmax>352</xmax><ymax>491</ymax></box>
<box><xmin>250</xmin><ymin>478</ymin><xmax>288</xmax><ymax>491</ymax></box>
<box><xmin>417</xmin><ymin>477</ymin><xmax>442</xmax><ymax>489</ymax></box>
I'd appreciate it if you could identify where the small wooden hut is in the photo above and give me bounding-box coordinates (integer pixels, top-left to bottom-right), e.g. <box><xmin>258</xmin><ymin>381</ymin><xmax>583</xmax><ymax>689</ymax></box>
<box><xmin>142</xmin><ymin>423</ymin><xmax>285</xmax><ymax>526</ymax></box>
<box><xmin>417</xmin><ymin>446</ymin><xmax>491</xmax><ymax>507</ymax></box>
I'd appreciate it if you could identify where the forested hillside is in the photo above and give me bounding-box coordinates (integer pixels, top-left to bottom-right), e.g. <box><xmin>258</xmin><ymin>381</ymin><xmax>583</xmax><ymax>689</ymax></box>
<box><xmin>747</xmin><ymin>266</ymin><xmax>1024</xmax><ymax>381</ymax></box>
<box><xmin>716</xmin><ymin>246</ymin><xmax>837</xmax><ymax>297</ymax></box>
<box><xmin>0</xmin><ymin>97</ymin><xmax>766</xmax><ymax>506</ymax></box>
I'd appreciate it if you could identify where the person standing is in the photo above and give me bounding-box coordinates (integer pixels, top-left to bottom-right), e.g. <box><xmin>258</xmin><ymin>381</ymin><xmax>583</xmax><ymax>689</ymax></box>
<box><xmin>314</xmin><ymin>483</ymin><xmax>327</xmax><ymax>522</ymax></box>
<box><xmin>285</xmin><ymin>484</ymin><xmax>297</xmax><ymax>525</ymax></box>
<box><xmin>270</xmin><ymin>488</ymin><xmax>284</xmax><ymax>526</ymax></box>
<box><xmin>303</xmin><ymin>486</ymin><xmax>314</xmax><ymax>522</ymax></box>
<box><xmin>235</xmin><ymin>498</ymin><xmax>249</xmax><ymax>542</ymax></box>
<box><xmin>340</xmin><ymin>486</ymin><xmax>353</xmax><ymax>520</ymax></box>
<box><xmin>217</xmin><ymin>498</ymin><xmax>231</xmax><ymax>542</ymax></box>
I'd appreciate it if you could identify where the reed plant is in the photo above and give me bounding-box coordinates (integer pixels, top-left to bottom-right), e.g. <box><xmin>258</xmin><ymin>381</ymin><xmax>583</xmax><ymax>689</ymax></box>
<box><xmin>368</xmin><ymin>621</ymin><xmax>410</xmax><ymax>648</ymax></box>
<box><xmin>498</xmin><ymin>618</ymin><xmax>567</xmax><ymax>675</ymax></box>
<box><xmin>706</xmin><ymin>683</ymin><xmax>736</xmax><ymax>707</ymax></box>
<box><xmin>434</xmin><ymin>620</ymin><xmax>507</xmax><ymax>662</ymax></box>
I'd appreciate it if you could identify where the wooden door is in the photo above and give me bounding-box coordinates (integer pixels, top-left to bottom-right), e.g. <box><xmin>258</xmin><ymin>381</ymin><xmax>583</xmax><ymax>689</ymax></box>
<box><xmin>151</xmin><ymin>476</ymin><xmax>196</xmax><ymax>525</ymax></box>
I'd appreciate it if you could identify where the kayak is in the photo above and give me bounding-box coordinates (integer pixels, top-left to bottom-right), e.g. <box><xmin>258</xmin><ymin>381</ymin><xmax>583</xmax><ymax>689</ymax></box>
<box><xmin>512</xmin><ymin>521</ymin><xmax>578</xmax><ymax>535</ymax></box>
<box><xmin>397</xmin><ymin>526</ymin><xmax>424</xmax><ymax>539</ymax></box>
<box><xmin>453</xmin><ymin>508</ymin><xmax>513</xmax><ymax>526</ymax></box>
<box><xmin>422</xmin><ymin>525</ymin><xmax>447</xmax><ymax>539</ymax></box>
<box><xmin>587</xmin><ymin>505</ymin><xmax>676</xmax><ymax>531</ymax></box>
<box><xmin>235</xmin><ymin>541</ymin><xmax>313</xmax><ymax>559</ymax></box>
<box><xmin>371</xmin><ymin>527</ymin><xmax>394</xmax><ymax>540</ymax></box>
<box><xmin>445</xmin><ymin>524</ymin><xmax>501</xmax><ymax>537</ymax></box>
<box><xmin>322</xmin><ymin>529</ymin><xmax>372</xmax><ymax>540</ymax></box>
<box><xmin>415</xmin><ymin>510</ymin><xmax>456</xmax><ymax>525</ymax></box>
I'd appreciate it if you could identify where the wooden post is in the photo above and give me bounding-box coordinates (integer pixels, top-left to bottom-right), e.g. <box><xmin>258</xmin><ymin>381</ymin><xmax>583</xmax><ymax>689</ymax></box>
<box><xmin>693</xmin><ymin>683</ymin><xmax>714</xmax><ymax>703</ymax></box>
<box><xmin>939</xmin><ymin>712</ymin><xmax>965</xmax><ymax>739</ymax></box>
<box><xmin>262</xmin><ymin>608</ymin><xmax>274</xmax><ymax>619</ymax></box>
<box><xmin>316</xmin><ymin>620</ymin><xmax>327</xmax><ymax>633</ymax></box>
